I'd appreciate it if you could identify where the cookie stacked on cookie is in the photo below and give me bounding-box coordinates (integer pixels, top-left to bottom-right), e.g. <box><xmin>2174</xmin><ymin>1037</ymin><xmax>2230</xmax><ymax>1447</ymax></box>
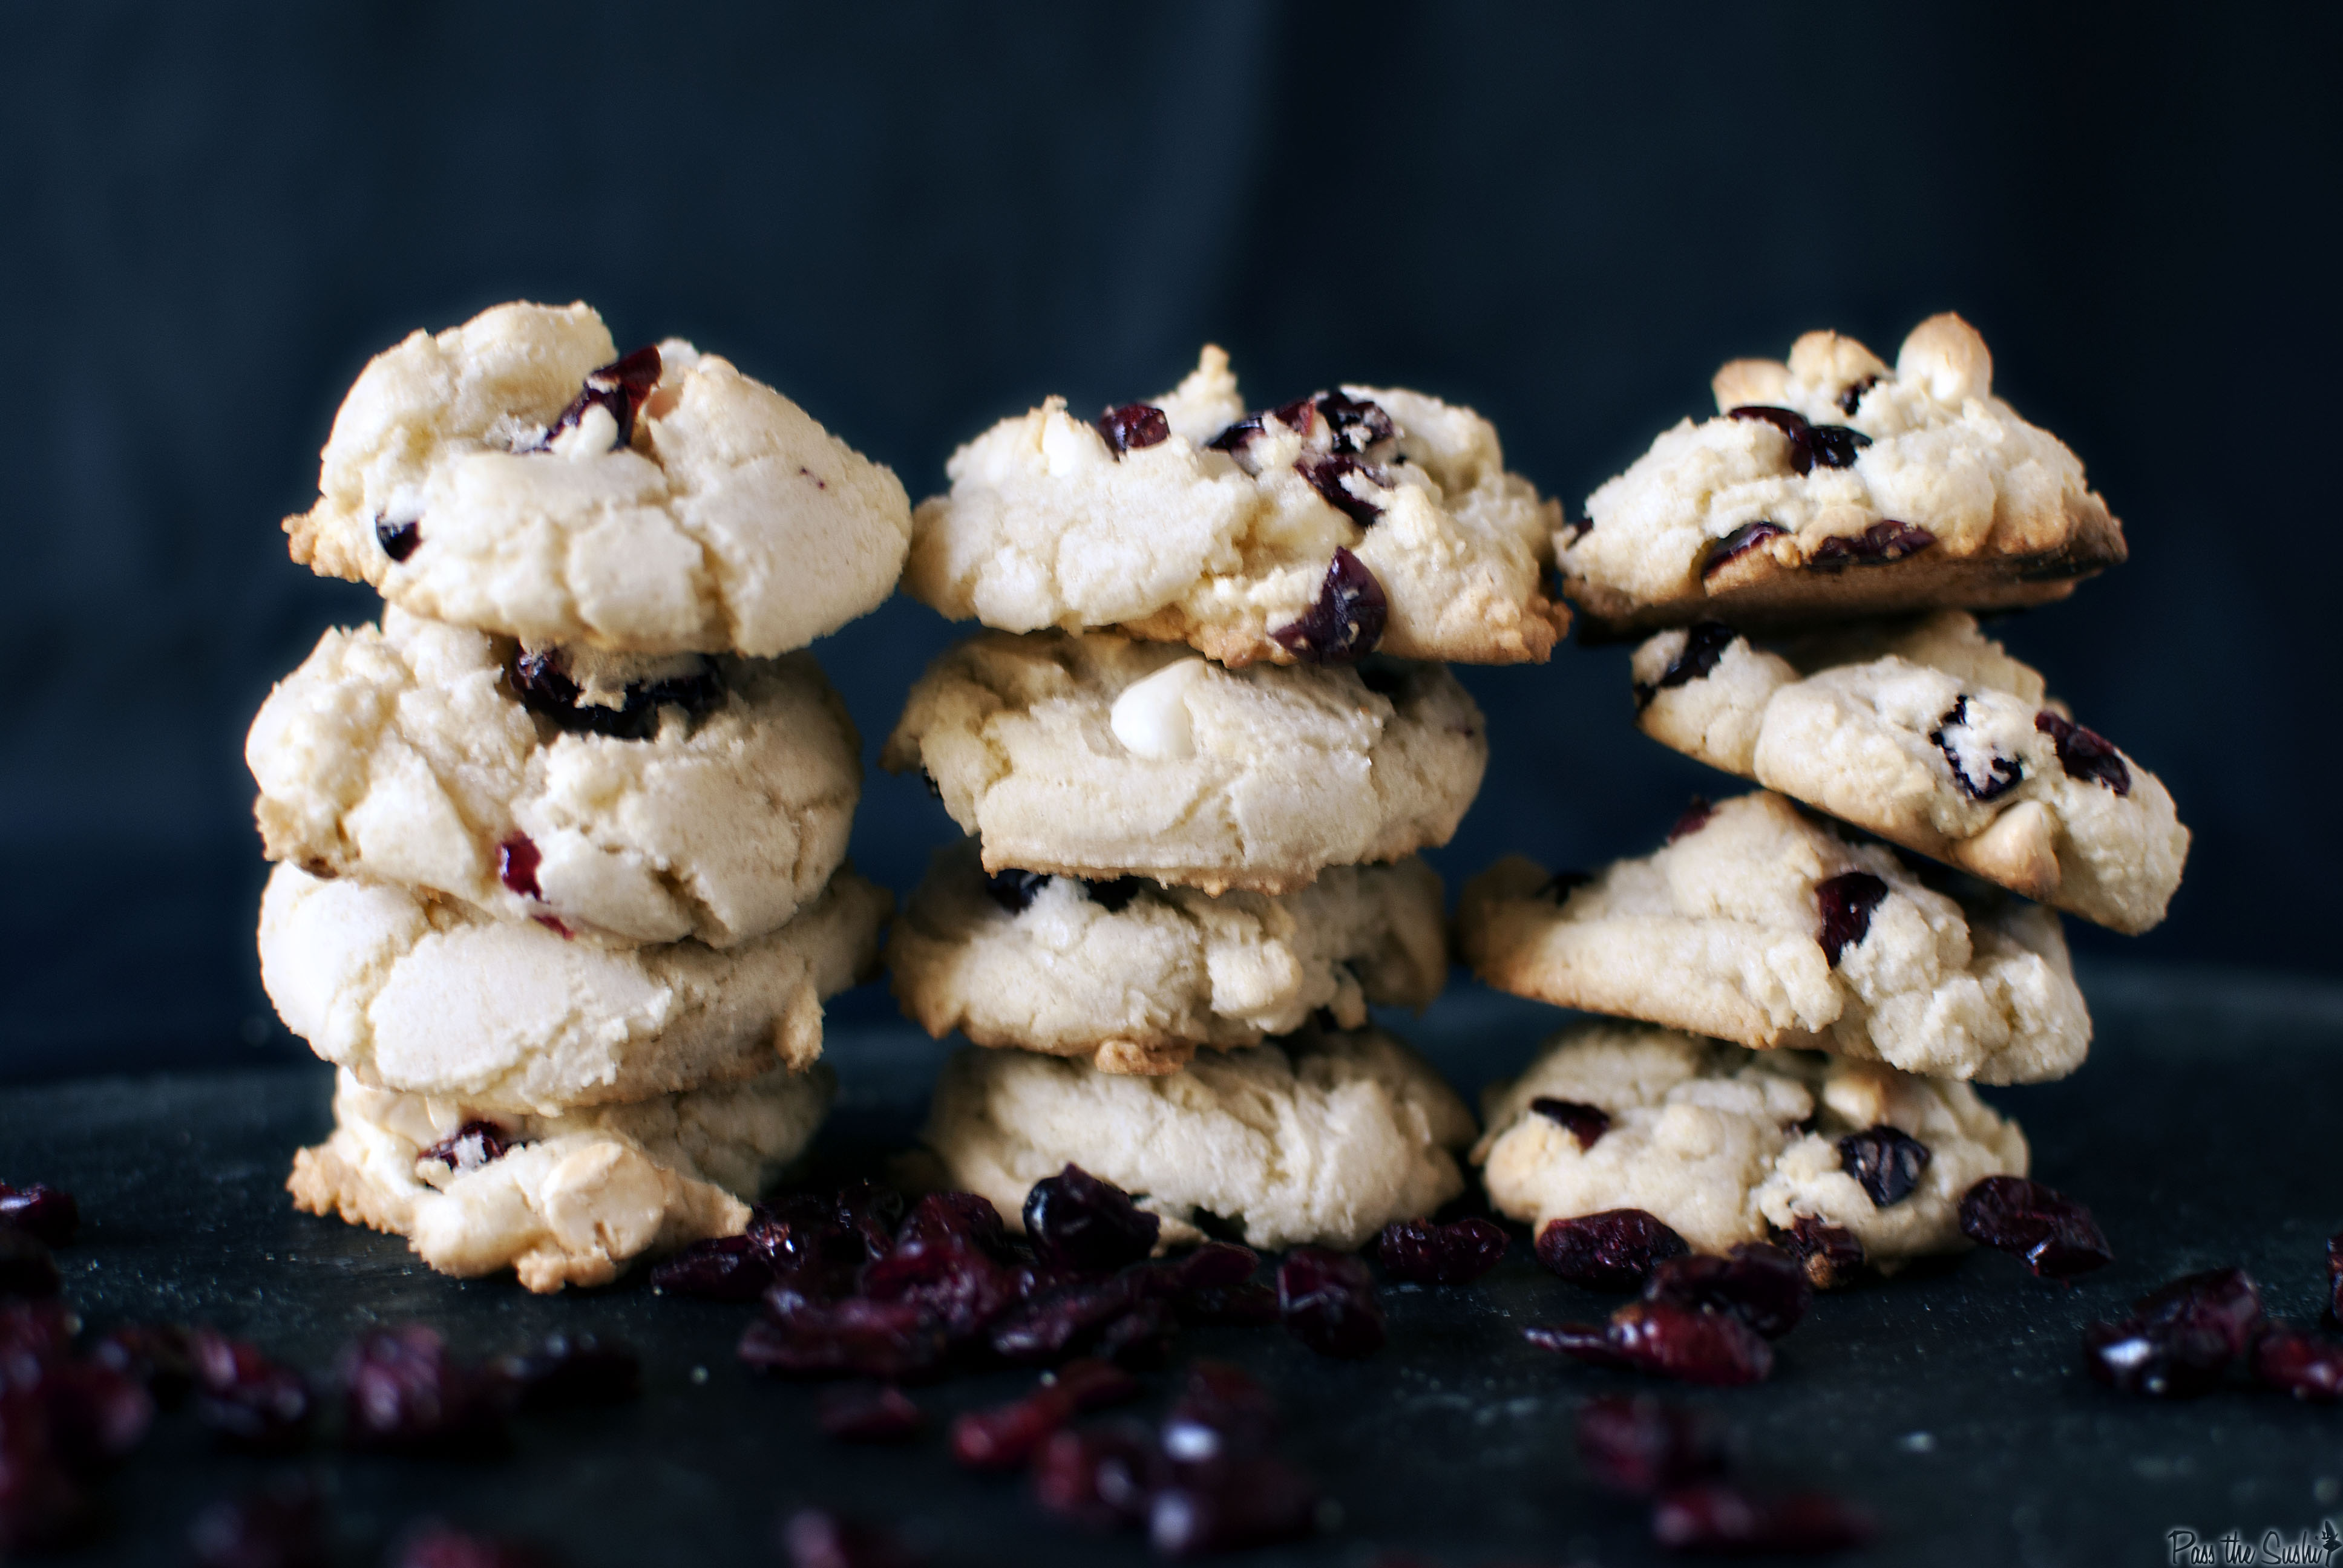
<box><xmin>886</xmin><ymin>347</ymin><xmax>1570</xmax><ymax>1249</ymax></box>
<box><xmin>246</xmin><ymin>301</ymin><xmax>908</xmax><ymax>1291</ymax></box>
<box><xmin>1461</xmin><ymin>315</ymin><xmax>2189</xmax><ymax>1279</ymax></box>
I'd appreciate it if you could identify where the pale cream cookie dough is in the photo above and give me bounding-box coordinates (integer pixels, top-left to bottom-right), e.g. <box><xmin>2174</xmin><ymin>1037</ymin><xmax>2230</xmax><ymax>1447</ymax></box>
<box><xmin>1474</xmin><ymin>1021</ymin><xmax>2027</xmax><ymax>1265</ymax></box>
<box><xmin>882</xmin><ymin>631</ymin><xmax>1487</xmax><ymax>894</ymax></box>
<box><xmin>1632</xmin><ymin>611</ymin><xmax>2187</xmax><ymax>933</ymax></box>
<box><xmin>920</xmin><ymin>1024</ymin><xmax>1476</xmax><ymax>1252</ymax></box>
<box><xmin>258</xmin><ymin>861</ymin><xmax>888</xmax><ymax>1114</ymax></box>
<box><xmin>888</xmin><ymin>843</ymin><xmax>1447</xmax><ymax>1075</ymax></box>
<box><xmin>284</xmin><ymin>300</ymin><xmax>911</xmax><ymax>655</ymax></box>
<box><xmin>904</xmin><ymin>345</ymin><xmax>1569</xmax><ymax>666</ymax></box>
<box><xmin>1558</xmin><ymin>314</ymin><xmax>2126</xmax><ymax>639</ymax></box>
<box><xmin>289</xmin><ymin>1062</ymin><xmax>833</xmax><ymax>1293</ymax></box>
<box><xmin>246</xmin><ymin>609</ymin><xmax>860</xmax><ymax>948</ymax></box>
<box><xmin>1455</xmin><ymin>791</ymin><xmax>2091</xmax><ymax>1084</ymax></box>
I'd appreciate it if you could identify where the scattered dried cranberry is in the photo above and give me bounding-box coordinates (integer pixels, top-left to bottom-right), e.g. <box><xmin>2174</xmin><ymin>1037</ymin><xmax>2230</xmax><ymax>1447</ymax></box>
<box><xmin>2329</xmin><ymin>1230</ymin><xmax>2342</xmax><ymax>1326</ymax></box>
<box><xmin>1666</xmin><ymin>797</ymin><xmax>1715</xmax><ymax>843</ymax></box>
<box><xmin>0</xmin><ymin>1430</ymin><xmax>88</xmax><ymax>1553</ymax></box>
<box><xmin>1269</xmin><ymin>547</ymin><xmax>1386</xmax><ymax>665</ymax></box>
<box><xmin>1634</xmin><ymin>622</ymin><xmax>1737</xmax><ymax>710</ymax></box>
<box><xmin>1728</xmin><ymin>405</ymin><xmax>1870</xmax><ymax>474</ymax></box>
<box><xmin>1277</xmin><ymin>1248</ymin><xmax>1385</xmax><ymax>1359</ymax></box>
<box><xmin>1161</xmin><ymin>1361</ymin><xmax>1277</xmax><ymax>1463</ymax></box>
<box><xmin>1575</xmin><ymin>1394</ymin><xmax>1732</xmax><ymax>1497</ymax></box>
<box><xmin>951</xmin><ymin>1357</ymin><xmax>1138</xmax><ymax>1471</ymax></box>
<box><xmin>2085</xmin><ymin>1268</ymin><xmax>2264</xmax><ymax>1397</ymax></box>
<box><xmin>1815</xmin><ymin>871</ymin><xmax>1887</xmax><ymax>965</ymax></box>
<box><xmin>2250</xmin><ymin>1323</ymin><xmax>2343</xmax><ymax>1402</ymax></box>
<box><xmin>0</xmin><ymin>1299</ymin><xmax>76</xmax><ymax>1374</ymax></box>
<box><xmin>989</xmin><ymin>1273</ymin><xmax>1148</xmax><ymax>1367</ymax></box>
<box><xmin>742</xmin><ymin>1294</ymin><xmax>948</xmax><ymax>1383</ymax></box>
<box><xmin>496</xmin><ymin>834</ymin><xmax>543</xmax><ymax>900</ymax></box>
<box><xmin>1777</xmin><ymin>1217</ymin><xmax>1867</xmax><ymax>1291</ymax></box>
<box><xmin>1837</xmin><ymin>1126</ymin><xmax>1932</xmax><ymax>1208</ymax></box>
<box><xmin>2137</xmin><ymin>1269</ymin><xmax>2265</xmax><ymax>1358</ymax></box>
<box><xmin>389</xmin><ymin>1524</ymin><xmax>556</xmax><ymax>1568</ymax></box>
<box><xmin>1173</xmin><ymin>1284</ymin><xmax>1280</xmax><ymax>1327</ymax></box>
<box><xmin>1098</xmin><ymin>1299</ymin><xmax>1177</xmax><ymax>1368</ymax></box>
<box><xmin>421</xmin><ymin>1121</ymin><xmax>516</xmax><ymax>1175</ymax></box>
<box><xmin>1644</xmin><ymin>1244</ymin><xmax>1812</xmax><ymax>1340</ymax></box>
<box><xmin>375</xmin><ymin>515</ymin><xmax>422</xmax><ymax>562</ymax></box>
<box><xmin>541</xmin><ymin>345</ymin><xmax>662</xmax><ymax>451</ymax></box>
<box><xmin>90</xmin><ymin>1322</ymin><xmax>199</xmax><ymax>1406</ymax></box>
<box><xmin>1376</xmin><ymin>1217</ymin><xmax>1508</xmax><ymax>1285</ymax></box>
<box><xmin>1957</xmin><ymin>1177</ymin><xmax>2112</xmax><ymax>1278</ymax></box>
<box><xmin>649</xmin><ymin>1235</ymin><xmax>773</xmax><ymax>1301</ymax></box>
<box><xmin>2034</xmin><ymin>710</ymin><xmax>2132</xmax><ymax>795</ymax></box>
<box><xmin>0</xmin><ymin>1232</ymin><xmax>58</xmax><ymax>1299</ymax></box>
<box><xmin>1535</xmin><ymin>1210</ymin><xmax>1690</xmax><ymax>1292</ymax></box>
<box><xmin>893</xmin><ymin>1192</ymin><xmax>1009</xmax><ymax>1259</ymax></box>
<box><xmin>1807</xmin><ymin>519</ymin><xmax>1935</xmax><ymax>570</ymax></box>
<box><xmin>1523</xmin><ymin>1321</ymin><xmax>1625</xmax><ymax>1367</ymax></box>
<box><xmin>818</xmin><ymin>1384</ymin><xmax>924</xmax><ymax>1443</ymax></box>
<box><xmin>1146</xmin><ymin>1241</ymin><xmax>1259</xmax><ymax>1298</ymax></box>
<box><xmin>505</xmin><ymin>646</ymin><xmax>724</xmax><ymax>741</ymax></box>
<box><xmin>781</xmin><ymin>1508</ymin><xmax>917</xmax><ymax>1568</ymax></box>
<box><xmin>1150</xmin><ymin>1452</ymin><xmax>1321</xmax><ymax>1557</ymax></box>
<box><xmin>859</xmin><ymin>1237</ymin><xmax>1018</xmax><ymax>1345</ymax></box>
<box><xmin>1033</xmin><ymin>1423</ymin><xmax>1161</xmax><ymax>1530</ymax></box>
<box><xmin>339</xmin><ymin>1325</ymin><xmax>511</xmax><ymax>1453</ymax></box>
<box><xmin>491</xmin><ymin>1331</ymin><xmax>638</xmax><ymax>1410</ymax></box>
<box><xmin>0</xmin><ymin>1187</ymin><xmax>77</xmax><ymax>1249</ymax></box>
<box><xmin>1601</xmin><ymin>1299</ymin><xmax>1776</xmax><ymax>1386</ymax></box>
<box><xmin>188</xmin><ymin>1481</ymin><xmax>329</xmax><ymax>1568</ymax></box>
<box><xmin>981</xmin><ymin>868</ymin><xmax>1053</xmax><ymax>914</ymax></box>
<box><xmin>1700</xmin><ymin>520</ymin><xmax>1787</xmax><ymax>580</ymax></box>
<box><xmin>1929</xmin><ymin>697</ymin><xmax>2023</xmax><ymax>801</ymax></box>
<box><xmin>33</xmin><ymin>1359</ymin><xmax>154</xmax><ymax>1473</ymax></box>
<box><xmin>1024</xmin><ymin>1167</ymin><xmax>1159</xmax><ymax>1275</ymax></box>
<box><xmin>1096</xmin><ymin>403</ymin><xmax>1170</xmax><ymax>456</ymax></box>
<box><xmin>1651</xmin><ymin>1481</ymin><xmax>1874</xmax><ymax>1553</ymax></box>
<box><xmin>1530</xmin><ymin>1099</ymin><xmax>1612</xmax><ymax>1151</ymax></box>
<box><xmin>190</xmin><ymin>1331</ymin><xmax>311</xmax><ymax>1452</ymax></box>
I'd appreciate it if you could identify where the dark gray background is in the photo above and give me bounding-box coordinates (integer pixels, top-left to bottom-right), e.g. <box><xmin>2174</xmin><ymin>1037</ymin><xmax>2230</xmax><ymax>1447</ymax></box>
<box><xmin>4</xmin><ymin>3</ymin><xmax>2336</xmax><ymax>1079</ymax></box>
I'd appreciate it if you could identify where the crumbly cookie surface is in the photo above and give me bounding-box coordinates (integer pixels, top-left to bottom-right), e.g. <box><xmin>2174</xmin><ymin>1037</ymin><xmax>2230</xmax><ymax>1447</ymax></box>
<box><xmin>888</xmin><ymin>843</ymin><xmax>1447</xmax><ymax>1075</ymax></box>
<box><xmin>1455</xmin><ymin>791</ymin><xmax>2091</xmax><ymax>1083</ymax></box>
<box><xmin>288</xmin><ymin>1063</ymin><xmax>831</xmax><ymax>1293</ymax></box>
<box><xmin>258</xmin><ymin>861</ymin><xmax>887</xmax><ymax>1114</ymax></box>
<box><xmin>1558</xmin><ymin>315</ymin><xmax>2126</xmax><ymax>638</ymax></box>
<box><xmin>920</xmin><ymin>1024</ymin><xmax>1475</xmax><ymax>1252</ymax></box>
<box><xmin>1634</xmin><ymin>611</ymin><xmax>2187</xmax><ymax>933</ymax></box>
<box><xmin>882</xmin><ymin>632</ymin><xmax>1487</xmax><ymax>893</ymax></box>
<box><xmin>247</xmin><ymin>610</ymin><xmax>860</xmax><ymax>947</ymax></box>
<box><xmin>1474</xmin><ymin>1021</ymin><xmax>2027</xmax><ymax>1263</ymax></box>
<box><xmin>283</xmin><ymin>301</ymin><xmax>911</xmax><ymax>656</ymax></box>
<box><xmin>903</xmin><ymin>346</ymin><xmax>1568</xmax><ymax>665</ymax></box>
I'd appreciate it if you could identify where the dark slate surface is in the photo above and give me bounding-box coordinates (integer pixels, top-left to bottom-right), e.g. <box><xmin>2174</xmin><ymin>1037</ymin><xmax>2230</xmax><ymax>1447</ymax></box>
<box><xmin>5</xmin><ymin>967</ymin><xmax>2342</xmax><ymax>1567</ymax></box>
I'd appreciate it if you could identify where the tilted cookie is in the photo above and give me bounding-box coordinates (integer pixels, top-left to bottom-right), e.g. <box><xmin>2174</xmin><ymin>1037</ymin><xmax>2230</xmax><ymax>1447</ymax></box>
<box><xmin>1557</xmin><ymin>314</ymin><xmax>2126</xmax><ymax>639</ymax></box>
<box><xmin>1474</xmin><ymin>1021</ymin><xmax>2026</xmax><ymax>1266</ymax></box>
<box><xmin>920</xmin><ymin>1023</ymin><xmax>1475</xmax><ymax>1252</ymax></box>
<box><xmin>284</xmin><ymin>301</ymin><xmax>911</xmax><ymax>655</ymax></box>
<box><xmin>883</xmin><ymin>631</ymin><xmax>1486</xmax><ymax>893</ymax></box>
<box><xmin>1456</xmin><ymin>791</ymin><xmax>2090</xmax><ymax>1083</ymax></box>
<box><xmin>258</xmin><ymin>861</ymin><xmax>888</xmax><ymax>1114</ymax></box>
<box><xmin>1632</xmin><ymin>611</ymin><xmax>2187</xmax><ymax>933</ymax></box>
<box><xmin>289</xmin><ymin>1063</ymin><xmax>832</xmax><ymax>1293</ymax></box>
<box><xmin>888</xmin><ymin>843</ymin><xmax>1447</xmax><ymax>1076</ymax></box>
<box><xmin>247</xmin><ymin>609</ymin><xmax>860</xmax><ymax>947</ymax></box>
<box><xmin>904</xmin><ymin>345</ymin><xmax>1568</xmax><ymax>666</ymax></box>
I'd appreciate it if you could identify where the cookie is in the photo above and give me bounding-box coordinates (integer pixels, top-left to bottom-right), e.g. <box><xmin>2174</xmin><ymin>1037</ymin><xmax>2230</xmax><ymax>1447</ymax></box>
<box><xmin>1473</xmin><ymin>1021</ymin><xmax>2027</xmax><ymax>1265</ymax></box>
<box><xmin>258</xmin><ymin>861</ymin><xmax>888</xmax><ymax>1114</ymax></box>
<box><xmin>888</xmin><ymin>842</ymin><xmax>1447</xmax><ymax>1075</ymax></box>
<box><xmin>1455</xmin><ymin>791</ymin><xmax>2090</xmax><ymax>1084</ymax></box>
<box><xmin>920</xmin><ymin>1023</ymin><xmax>1475</xmax><ymax>1252</ymax></box>
<box><xmin>882</xmin><ymin>631</ymin><xmax>1487</xmax><ymax>893</ymax></box>
<box><xmin>1558</xmin><ymin>315</ymin><xmax>2126</xmax><ymax>639</ymax></box>
<box><xmin>903</xmin><ymin>345</ymin><xmax>1568</xmax><ymax>666</ymax></box>
<box><xmin>283</xmin><ymin>301</ymin><xmax>912</xmax><ymax>656</ymax></box>
<box><xmin>1633</xmin><ymin>611</ymin><xmax>2187</xmax><ymax>933</ymax></box>
<box><xmin>247</xmin><ymin>610</ymin><xmax>860</xmax><ymax>948</ymax></box>
<box><xmin>288</xmin><ymin>1063</ymin><xmax>833</xmax><ymax>1293</ymax></box>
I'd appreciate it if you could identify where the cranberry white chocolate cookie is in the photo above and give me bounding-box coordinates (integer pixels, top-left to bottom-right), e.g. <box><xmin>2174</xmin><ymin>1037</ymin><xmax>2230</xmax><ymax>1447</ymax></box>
<box><xmin>1632</xmin><ymin>611</ymin><xmax>2187</xmax><ymax>933</ymax></box>
<box><xmin>882</xmin><ymin>632</ymin><xmax>1487</xmax><ymax>894</ymax></box>
<box><xmin>903</xmin><ymin>345</ymin><xmax>1569</xmax><ymax>666</ymax></box>
<box><xmin>284</xmin><ymin>301</ymin><xmax>912</xmax><ymax>655</ymax></box>
<box><xmin>258</xmin><ymin>861</ymin><xmax>888</xmax><ymax>1114</ymax></box>
<box><xmin>920</xmin><ymin>1023</ymin><xmax>1475</xmax><ymax>1252</ymax></box>
<box><xmin>289</xmin><ymin>1063</ymin><xmax>833</xmax><ymax>1293</ymax></box>
<box><xmin>1475</xmin><ymin>1021</ymin><xmax>2027</xmax><ymax>1266</ymax></box>
<box><xmin>1558</xmin><ymin>314</ymin><xmax>2126</xmax><ymax>638</ymax></box>
<box><xmin>888</xmin><ymin>843</ymin><xmax>1447</xmax><ymax>1075</ymax></box>
<box><xmin>1455</xmin><ymin>791</ymin><xmax>2090</xmax><ymax>1084</ymax></box>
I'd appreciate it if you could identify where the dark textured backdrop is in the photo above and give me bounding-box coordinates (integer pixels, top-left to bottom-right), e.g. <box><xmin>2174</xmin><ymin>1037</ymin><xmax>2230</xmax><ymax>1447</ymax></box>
<box><xmin>4</xmin><ymin>3</ymin><xmax>2336</xmax><ymax>1079</ymax></box>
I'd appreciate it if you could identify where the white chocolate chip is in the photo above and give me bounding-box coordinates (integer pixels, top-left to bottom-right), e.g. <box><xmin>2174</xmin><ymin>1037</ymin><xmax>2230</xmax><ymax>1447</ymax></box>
<box><xmin>1109</xmin><ymin>657</ymin><xmax>1211</xmax><ymax>760</ymax></box>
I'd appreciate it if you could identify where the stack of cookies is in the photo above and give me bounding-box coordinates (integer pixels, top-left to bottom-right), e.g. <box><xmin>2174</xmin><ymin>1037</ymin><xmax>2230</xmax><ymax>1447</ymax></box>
<box><xmin>1459</xmin><ymin>315</ymin><xmax>2190</xmax><ymax>1279</ymax></box>
<box><xmin>246</xmin><ymin>301</ymin><xmax>908</xmax><ymax>1292</ymax></box>
<box><xmin>885</xmin><ymin>347</ymin><xmax>1568</xmax><ymax>1250</ymax></box>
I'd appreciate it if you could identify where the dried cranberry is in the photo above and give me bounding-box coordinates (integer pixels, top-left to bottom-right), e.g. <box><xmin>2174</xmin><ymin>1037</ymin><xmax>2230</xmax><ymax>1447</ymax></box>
<box><xmin>1523</xmin><ymin>1321</ymin><xmax>1630</xmax><ymax>1368</ymax></box>
<box><xmin>2329</xmin><ymin>1230</ymin><xmax>2342</xmax><ymax>1326</ymax></box>
<box><xmin>1174</xmin><ymin>1284</ymin><xmax>1280</xmax><ymax>1327</ymax></box>
<box><xmin>2085</xmin><ymin>1268</ymin><xmax>2264</xmax><ymax>1397</ymax></box>
<box><xmin>1728</xmin><ymin>405</ymin><xmax>1870</xmax><ymax>474</ymax></box>
<box><xmin>893</xmin><ymin>1192</ymin><xmax>1012</xmax><ymax>1261</ymax></box>
<box><xmin>1535</xmin><ymin>1210</ymin><xmax>1690</xmax><ymax>1292</ymax></box>
<box><xmin>1777</xmin><ymin>1217</ymin><xmax>1867</xmax><ymax>1290</ymax></box>
<box><xmin>988</xmin><ymin>1273</ymin><xmax>1147</xmax><ymax>1367</ymax></box>
<box><xmin>496</xmin><ymin>835</ymin><xmax>543</xmax><ymax>900</ymax></box>
<box><xmin>1700</xmin><ymin>520</ymin><xmax>1786</xmax><ymax>580</ymax></box>
<box><xmin>491</xmin><ymin>1331</ymin><xmax>638</xmax><ymax>1410</ymax></box>
<box><xmin>1634</xmin><ymin>622</ymin><xmax>1737</xmax><ymax>710</ymax></box>
<box><xmin>981</xmin><ymin>868</ymin><xmax>1052</xmax><ymax>915</ymax></box>
<box><xmin>1808</xmin><ymin>519</ymin><xmax>1935</xmax><ymax>570</ymax></box>
<box><xmin>1651</xmin><ymin>1482</ymin><xmax>1874</xmax><ymax>1553</ymax></box>
<box><xmin>0</xmin><ymin>1445</ymin><xmax>88</xmax><ymax>1553</ymax></box>
<box><xmin>1644</xmin><ymin>1245</ymin><xmax>1812</xmax><ymax>1340</ymax></box>
<box><xmin>1376</xmin><ymin>1217</ymin><xmax>1508</xmax><ymax>1285</ymax></box>
<box><xmin>1081</xmin><ymin>876</ymin><xmax>1145</xmax><ymax>913</ymax></box>
<box><xmin>1956</xmin><ymin>1177</ymin><xmax>2112</xmax><ymax>1278</ymax></box>
<box><xmin>1299</xmin><ymin>452</ymin><xmax>1389</xmax><ymax>526</ymax></box>
<box><xmin>1146</xmin><ymin>1241</ymin><xmax>1260</xmax><ymax>1298</ymax></box>
<box><xmin>1602</xmin><ymin>1299</ymin><xmax>1775</xmax><ymax>1385</ymax></box>
<box><xmin>781</xmin><ymin>1509</ymin><xmax>918</xmax><ymax>1568</ymax></box>
<box><xmin>505</xmin><ymin>645</ymin><xmax>724</xmax><ymax>742</ymax></box>
<box><xmin>951</xmin><ymin>1357</ymin><xmax>1138</xmax><ymax>1471</ymax></box>
<box><xmin>2250</xmin><ymin>1323</ymin><xmax>2343</xmax><ymax>1402</ymax></box>
<box><xmin>1149</xmin><ymin>1452</ymin><xmax>1320</xmax><ymax>1557</ymax></box>
<box><xmin>1815</xmin><ymin>871</ymin><xmax>1887</xmax><ymax>964</ymax></box>
<box><xmin>1278</xmin><ymin>1248</ymin><xmax>1385</xmax><ymax>1359</ymax></box>
<box><xmin>2034</xmin><ymin>710</ymin><xmax>2132</xmax><ymax>795</ymax></box>
<box><xmin>1929</xmin><ymin>697</ymin><xmax>2023</xmax><ymax>801</ymax></box>
<box><xmin>1270</xmin><ymin>547</ymin><xmax>1386</xmax><ymax>665</ymax></box>
<box><xmin>2137</xmin><ymin>1269</ymin><xmax>2265</xmax><ymax>1359</ymax></box>
<box><xmin>1095</xmin><ymin>403</ymin><xmax>1170</xmax><ymax>456</ymax></box>
<box><xmin>1837</xmin><ymin>1126</ymin><xmax>1932</xmax><ymax>1207</ymax></box>
<box><xmin>1034</xmin><ymin>1422</ymin><xmax>1162</xmax><ymax>1530</ymax></box>
<box><xmin>859</xmin><ymin>1241</ymin><xmax>1017</xmax><ymax>1345</ymax></box>
<box><xmin>0</xmin><ymin>1232</ymin><xmax>58</xmax><ymax>1299</ymax></box>
<box><xmin>90</xmin><ymin>1322</ymin><xmax>198</xmax><ymax>1406</ymax></box>
<box><xmin>1314</xmin><ymin>390</ymin><xmax>1397</xmax><ymax>452</ymax></box>
<box><xmin>375</xmin><ymin>516</ymin><xmax>422</xmax><ymax>562</ymax></box>
<box><xmin>339</xmin><ymin>1325</ymin><xmax>511</xmax><ymax>1453</ymax></box>
<box><xmin>1837</xmin><ymin>376</ymin><xmax>1880</xmax><ymax>417</ymax></box>
<box><xmin>1023</xmin><ymin>1166</ymin><xmax>1159</xmax><ymax>1275</ymax></box>
<box><xmin>1161</xmin><ymin>1361</ymin><xmax>1278</xmax><ymax>1463</ymax></box>
<box><xmin>0</xmin><ymin>1187</ymin><xmax>77</xmax><ymax>1249</ymax></box>
<box><xmin>649</xmin><ymin>1235</ymin><xmax>773</xmax><ymax>1301</ymax></box>
<box><xmin>742</xmin><ymin>1295</ymin><xmax>948</xmax><ymax>1383</ymax></box>
<box><xmin>541</xmin><ymin>345</ymin><xmax>662</xmax><ymax>451</ymax></box>
<box><xmin>818</xmin><ymin>1384</ymin><xmax>924</xmax><ymax>1443</ymax></box>
<box><xmin>421</xmin><ymin>1121</ymin><xmax>516</xmax><ymax>1175</ymax></box>
<box><xmin>0</xmin><ymin>1300</ymin><xmax>75</xmax><ymax>1376</ymax></box>
<box><xmin>390</xmin><ymin>1524</ymin><xmax>555</xmax><ymax>1568</ymax></box>
<box><xmin>1575</xmin><ymin>1394</ymin><xmax>1732</xmax><ymax>1497</ymax></box>
<box><xmin>190</xmin><ymin>1331</ymin><xmax>311</xmax><ymax>1452</ymax></box>
<box><xmin>188</xmin><ymin>1481</ymin><xmax>329</xmax><ymax>1568</ymax></box>
<box><xmin>34</xmin><ymin>1360</ymin><xmax>154</xmax><ymax>1474</ymax></box>
<box><xmin>1666</xmin><ymin>797</ymin><xmax>1714</xmax><ymax>843</ymax></box>
<box><xmin>1098</xmin><ymin>1299</ymin><xmax>1177</xmax><ymax>1368</ymax></box>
